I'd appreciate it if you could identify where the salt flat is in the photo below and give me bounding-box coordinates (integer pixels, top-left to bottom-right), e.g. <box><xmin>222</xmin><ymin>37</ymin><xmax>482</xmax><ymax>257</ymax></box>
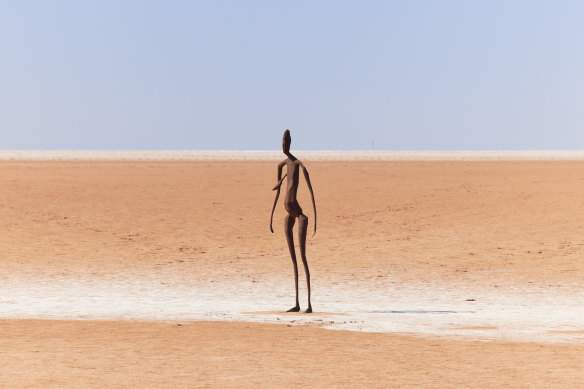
<box><xmin>1</xmin><ymin>273</ymin><xmax>583</xmax><ymax>343</ymax></box>
<box><xmin>1</xmin><ymin>158</ymin><xmax>584</xmax><ymax>387</ymax></box>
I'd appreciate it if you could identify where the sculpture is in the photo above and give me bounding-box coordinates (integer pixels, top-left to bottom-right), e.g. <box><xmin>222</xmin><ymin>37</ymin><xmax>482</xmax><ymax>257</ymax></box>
<box><xmin>270</xmin><ymin>129</ymin><xmax>317</xmax><ymax>313</ymax></box>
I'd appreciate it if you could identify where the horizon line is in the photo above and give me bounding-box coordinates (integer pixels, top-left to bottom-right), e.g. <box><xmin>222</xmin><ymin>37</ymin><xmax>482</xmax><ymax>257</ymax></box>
<box><xmin>2</xmin><ymin>149</ymin><xmax>584</xmax><ymax>161</ymax></box>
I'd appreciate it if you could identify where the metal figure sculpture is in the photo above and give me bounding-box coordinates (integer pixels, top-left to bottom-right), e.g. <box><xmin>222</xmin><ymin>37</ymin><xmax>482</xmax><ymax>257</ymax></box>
<box><xmin>270</xmin><ymin>129</ymin><xmax>317</xmax><ymax>313</ymax></box>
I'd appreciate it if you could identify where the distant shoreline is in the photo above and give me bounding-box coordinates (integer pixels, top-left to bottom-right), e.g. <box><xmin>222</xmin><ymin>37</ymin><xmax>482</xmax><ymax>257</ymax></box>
<box><xmin>2</xmin><ymin>150</ymin><xmax>584</xmax><ymax>161</ymax></box>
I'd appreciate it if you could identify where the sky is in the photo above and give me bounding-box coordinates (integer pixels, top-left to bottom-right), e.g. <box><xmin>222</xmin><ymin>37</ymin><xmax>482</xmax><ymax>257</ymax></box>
<box><xmin>1</xmin><ymin>1</ymin><xmax>584</xmax><ymax>150</ymax></box>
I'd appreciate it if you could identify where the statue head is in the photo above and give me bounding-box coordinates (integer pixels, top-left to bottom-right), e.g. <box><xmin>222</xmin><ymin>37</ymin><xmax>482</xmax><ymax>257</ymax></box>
<box><xmin>282</xmin><ymin>129</ymin><xmax>291</xmax><ymax>154</ymax></box>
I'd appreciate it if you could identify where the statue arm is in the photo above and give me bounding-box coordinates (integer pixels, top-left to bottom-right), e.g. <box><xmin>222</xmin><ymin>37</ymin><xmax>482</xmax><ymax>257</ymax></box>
<box><xmin>301</xmin><ymin>163</ymin><xmax>317</xmax><ymax>236</ymax></box>
<box><xmin>272</xmin><ymin>173</ymin><xmax>287</xmax><ymax>191</ymax></box>
<box><xmin>270</xmin><ymin>161</ymin><xmax>286</xmax><ymax>233</ymax></box>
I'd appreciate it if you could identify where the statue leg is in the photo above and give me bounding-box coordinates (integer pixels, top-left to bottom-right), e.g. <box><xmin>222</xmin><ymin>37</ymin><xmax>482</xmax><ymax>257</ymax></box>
<box><xmin>298</xmin><ymin>214</ymin><xmax>312</xmax><ymax>313</ymax></box>
<box><xmin>285</xmin><ymin>214</ymin><xmax>300</xmax><ymax>312</ymax></box>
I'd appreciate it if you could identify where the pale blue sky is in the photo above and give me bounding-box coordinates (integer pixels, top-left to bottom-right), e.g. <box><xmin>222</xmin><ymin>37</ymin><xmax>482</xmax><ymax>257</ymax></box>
<box><xmin>1</xmin><ymin>1</ymin><xmax>583</xmax><ymax>150</ymax></box>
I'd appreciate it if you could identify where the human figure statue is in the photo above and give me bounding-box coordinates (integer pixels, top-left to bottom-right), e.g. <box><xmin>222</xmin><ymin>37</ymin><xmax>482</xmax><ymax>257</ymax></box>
<box><xmin>270</xmin><ymin>129</ymin><xmax>317</xmax><ymax>313</ymax></box>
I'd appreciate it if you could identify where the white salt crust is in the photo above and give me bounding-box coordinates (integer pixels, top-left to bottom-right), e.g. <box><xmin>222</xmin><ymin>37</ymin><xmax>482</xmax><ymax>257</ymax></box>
<box><xmin>0</xmin><ymin>272</ymin><xmax>582</xmax><ymax>344</ymax></box>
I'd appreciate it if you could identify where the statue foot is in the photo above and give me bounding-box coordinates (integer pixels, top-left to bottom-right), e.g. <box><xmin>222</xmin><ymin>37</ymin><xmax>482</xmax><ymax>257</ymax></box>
<box><xmin>287</xmin><ymin>306</ymin><xmax>300</xmax><ymax>312</ymax></box>
<box><xmin>304</xmin><ymin>306</ymin><xmax>312</xmax><ymax>313</ymax></box>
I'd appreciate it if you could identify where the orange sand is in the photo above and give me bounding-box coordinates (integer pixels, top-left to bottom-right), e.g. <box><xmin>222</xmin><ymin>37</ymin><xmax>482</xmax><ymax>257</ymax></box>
<box><xmin>1</xmin><ymin>319</ymin><xmax>583</xmax><ymax>388</ymax></box>
<box><xmin>3</xmin><ymin>160</ymin><xmax>584</xmax><ymax>284</ymax></box>
<box><xmin>1</xmin><ymin>160</ymin><xmax>584</xmax><ymax>387</ymax></box>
